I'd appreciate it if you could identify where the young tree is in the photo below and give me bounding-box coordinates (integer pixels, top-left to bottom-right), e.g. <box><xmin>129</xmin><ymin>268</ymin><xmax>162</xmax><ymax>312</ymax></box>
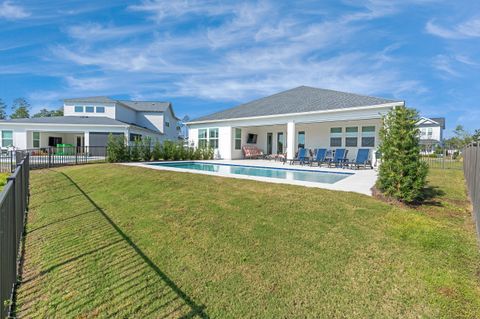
<box><xmin>0</xmin><ymin>98</ymin><xmax>7</xmax><ymax>119</ymax></box>
<box><xmin>10</xmin><ymin>98</ymin><xmax>31</xmax><ymax>119</ymax></box>
<box><xmin>33</xmin><ymin>107</ymin><xmax>64</xmax><ymax>117</ymax></box>
<box><xmin>376</xmin><ymin>106</ymin><xmax>428</xmax><ymax>203</ymax></box>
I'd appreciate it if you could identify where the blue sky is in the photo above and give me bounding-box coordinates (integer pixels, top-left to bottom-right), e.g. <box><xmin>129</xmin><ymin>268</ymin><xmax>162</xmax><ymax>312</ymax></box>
<box><xmin>0</xmin><ymin>0</ymin><xmax>479</xmax><ymax>136</ymax></box>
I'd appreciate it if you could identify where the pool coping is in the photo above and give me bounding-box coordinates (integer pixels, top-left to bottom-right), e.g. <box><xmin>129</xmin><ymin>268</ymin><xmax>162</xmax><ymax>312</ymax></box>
<box><xmin>124</xmin><ymin>160</ymin><xmax>377</xmax><ymax>196</ymax></box>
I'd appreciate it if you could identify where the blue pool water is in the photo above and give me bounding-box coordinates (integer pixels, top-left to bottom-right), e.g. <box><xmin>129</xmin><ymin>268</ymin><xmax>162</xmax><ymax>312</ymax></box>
<box><xmin>149</xmin><ymin>162</ymin><xmax>352</xmax><ymax>184</ymax></box>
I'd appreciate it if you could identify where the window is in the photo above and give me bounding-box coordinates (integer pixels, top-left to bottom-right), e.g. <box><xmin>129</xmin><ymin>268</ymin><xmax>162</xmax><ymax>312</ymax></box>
<box><xmin>297</xmin><ymin>131</ymin><xmax>305</xmax><ymax>149</ymax></box>
<box><xmin>234</xmin><ymin>128</ymin><xmax>242</xmax><ymax>150</ymax></box>
<box><xmin>345</xmin><ymin>127</ymin><xmax>358</xmax><ymax>147</ymax></box>
<box><xmin>96</xmin><ymin>106</ymin><xmax>105</xmax><ymax>113</ymax></box>
<box><xmin>48</xmin><ymin>136</ymin><xmax>62</xmax><ymax>147</ymax></box>
<box><xmin>330</xmin><ymin>127</ymin><xmax>342</xmax><ymax>147</ymax></box>
<box><xmin>130</xmin><ymin>133</ymin><xmax>142</xmax><ymax>142</ymax></box>
<box><xmin>165</xmin><ymin>122</ymin><xmax>170</xmax><ymax>127</ymax></box>
<box><xmin>33</xmin><ymin>132</ymin><xmax>40</xmax><ymax>148</ymax></box>
<box><xmin>209</xmin><ymin>128</ymin><xmax>219</xmax><ymax>149</ymax></box>
<box><xmin>2</xmin><ymin>131</ymin><xmax>13</xmax><ymax>147</ymax></box>
<box><xmin>361</xmin><ymin>126</ymin><xmax>375</xmax><ymax>147</ymax></box>
<box><xmin>427</xmin><ymin>127</ymin><xmax>433</xmax><ymax>137</ymax></box>
<box><xmin>85</xmin><ymin>106</ymin><xmax>94</xmax><ymax>113</ymax></box>
<box><xmin>198</xmin><ymin>129</ymin><xmax>208</xmax><ymax>148</ymax></box>
<box><xmin>74</xmin><ymin>106</ymin><xmax>83</xmax><ymax>113</ymax></box>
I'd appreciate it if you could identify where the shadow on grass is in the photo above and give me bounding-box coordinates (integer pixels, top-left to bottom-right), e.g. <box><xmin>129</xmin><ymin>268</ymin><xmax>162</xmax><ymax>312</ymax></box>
<box><xmin>15</xmin><ymin>169</ymin><xmax>208</xmax><ymax>318</ymax></box>
<box><xmin>416</xmin><ymin>186</ymin><xmax>446</xmax><ymax>207</ymax></box>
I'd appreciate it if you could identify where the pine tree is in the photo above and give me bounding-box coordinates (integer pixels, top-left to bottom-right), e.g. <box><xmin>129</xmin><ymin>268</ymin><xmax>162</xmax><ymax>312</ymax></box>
<box><xmin>11</xmin><ymin>98</ymin><xmax>31</xmax><ymax>119</ymax></box>
<box><xmin>0</xmin><ymin>98</ymin><xmax>7</xmax><ymax>119</ymax></box>
<box><xmin>376</xmin><ymin>106</ymin><xmax>428</xmax><ymax>203</ymax></box>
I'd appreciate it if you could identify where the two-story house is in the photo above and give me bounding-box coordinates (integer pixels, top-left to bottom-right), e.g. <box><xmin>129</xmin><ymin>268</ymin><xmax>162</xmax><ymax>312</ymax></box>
<box><xmin>416</xmin><ymin>116</ymin><xmax>445</xmax><ymax>154</ymax></box>
<box><xmin>0</xmin><ymin>96</ymin><xmax>181</xmax><ymax>151</ymax></box>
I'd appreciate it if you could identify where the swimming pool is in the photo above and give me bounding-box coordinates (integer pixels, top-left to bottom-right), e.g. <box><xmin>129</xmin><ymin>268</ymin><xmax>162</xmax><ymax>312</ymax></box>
<box><xmin>149</xmin><ymin>162</ymin><xmax>352</xmax><ymax>184</ymax></box>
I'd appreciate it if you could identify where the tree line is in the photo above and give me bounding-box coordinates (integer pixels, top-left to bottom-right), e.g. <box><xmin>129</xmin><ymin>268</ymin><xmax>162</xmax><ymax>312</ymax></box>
<box><xmin>0</xmin><ymin>97</ymin><xmax>63</xmax><ymax>119</ymax></box>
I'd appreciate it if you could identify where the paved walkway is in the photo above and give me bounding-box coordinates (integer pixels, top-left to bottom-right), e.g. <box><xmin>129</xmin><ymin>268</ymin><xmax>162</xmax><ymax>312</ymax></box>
<box><xmin>128</xmin><ymin>159</ymin><xmax>378</xmax><ymax>196</ymax></box>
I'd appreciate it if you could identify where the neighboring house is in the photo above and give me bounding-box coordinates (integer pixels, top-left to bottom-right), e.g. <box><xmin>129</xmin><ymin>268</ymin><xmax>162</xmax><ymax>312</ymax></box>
<box><xmin>0</xmin><ymin>96</ymin><xmax>181</xmax><ymax>151</ymax></box>
<box><xmin>416</xmin><ymin>116</ymin><xmax>445</xmax><ymax>154</ymax></box>
<box><xmin>187</xmin><ymin>86</ymin><xmax>404</xmax><ymax>162</ymax></box>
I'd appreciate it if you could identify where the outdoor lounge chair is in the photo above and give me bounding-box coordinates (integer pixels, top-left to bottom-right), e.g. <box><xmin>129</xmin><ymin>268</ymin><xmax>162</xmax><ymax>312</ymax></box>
<box><xmin>310</xmin><ymin>148</ymin><xmax>327</xmax><ymax>166</ymax></box>
<box><xmin>242</xmin><ymin>145</ymin><xmax>264</xmax><ymax>159</ymax></box>
<box><xmin>289</xmin><ymin>148</ymin><xmax>309</xmax><ymax>165</ymax></box>
<box><xmin>327</xmin><ymin>148</ymin><xmax>348</xmax><ymax>168</ymax></box>
<box><xmin>347</xmin><ymin>149</ymin><xmax>372</xmax><ymax>169</ymax></box>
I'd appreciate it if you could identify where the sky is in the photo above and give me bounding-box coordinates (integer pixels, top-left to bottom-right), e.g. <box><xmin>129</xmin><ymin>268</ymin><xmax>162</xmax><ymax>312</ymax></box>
<box><xmin>0</xmin><ymin>0</ymin><xmax>479</xmax><ymax>136</ymax></box>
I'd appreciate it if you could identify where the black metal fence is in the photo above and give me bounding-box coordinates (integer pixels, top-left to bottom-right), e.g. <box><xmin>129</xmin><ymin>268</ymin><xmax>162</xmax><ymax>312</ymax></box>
<box><xmin>463</xmin><ymin>142</ymin><xmax>480</xmax><ymax>242</ymax></box>
<box><xmin>0</xmin><ymin>146</ymin><xmax>107</xmax><ymax>173</ymax></box>
<box><xmin>421</xmin><ymin>152</ymin><xmax>463</xmax><ymax>170</ymax></box>
<box><xmin>0</xmin><ymin>153</ymin><xmax>29</xmax><ymax>319</ymax></box>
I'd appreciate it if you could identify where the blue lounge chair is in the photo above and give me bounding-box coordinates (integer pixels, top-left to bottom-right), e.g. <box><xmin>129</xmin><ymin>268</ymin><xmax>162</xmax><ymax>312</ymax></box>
<box><xmin>347</xmin><ymin>149</ymin><xmax>372</xmax><ymax>169</ymax></box>
<box><xmin>310</xmin><ymin>148</ymin><xmax>327</xmax><ymax>166</ymax></box>
<box><xmin>289</xmin><ymin>148</ymin><xmax>309</xmax><ymax>165</ymax></box>
<box><xmin>328</xmin><ymin>148</ymin><xmax>348</xmax><ymax>168</ymax></box>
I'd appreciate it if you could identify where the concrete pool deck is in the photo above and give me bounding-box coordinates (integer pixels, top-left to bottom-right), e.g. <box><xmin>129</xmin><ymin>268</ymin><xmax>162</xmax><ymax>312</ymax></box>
<box><xmin>125</xmin><ymin>160</ymin><xmax>378</xmax><ymax>196</ymax></box>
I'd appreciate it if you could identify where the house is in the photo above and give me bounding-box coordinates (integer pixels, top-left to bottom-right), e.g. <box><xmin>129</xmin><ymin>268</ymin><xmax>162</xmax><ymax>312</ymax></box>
<box><xmin>0</xmin><ymin>96</ymin><xmax>181</xmax><ymax>151</ymax></box>
<box><xmin>187</xmin><ymin>86</ymin><xmax>404</xmax><ymax>162</ymax></box>
<box><xmin>416</xmin><ymin>116</ymin><xmax>445</xmax><ymax>154</ymax></box>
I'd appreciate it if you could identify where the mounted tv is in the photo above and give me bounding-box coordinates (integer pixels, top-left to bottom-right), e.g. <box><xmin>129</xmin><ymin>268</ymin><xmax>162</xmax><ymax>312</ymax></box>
<box><xmin>247</xmin><ymin>133</ymin><xmax>257</xmax><ymax>144</ymax></box>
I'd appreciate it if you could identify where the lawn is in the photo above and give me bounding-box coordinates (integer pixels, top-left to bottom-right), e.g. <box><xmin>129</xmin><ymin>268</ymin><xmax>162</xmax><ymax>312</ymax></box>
<box><xmin>15</xmin><ymin>164</ymin><xmax>480</xmax><ymax>318</ymax></box>
<box><xmin>0</xmin><ymin>172</ymin><xmax>10</xmax><ymax>189</ymax></box>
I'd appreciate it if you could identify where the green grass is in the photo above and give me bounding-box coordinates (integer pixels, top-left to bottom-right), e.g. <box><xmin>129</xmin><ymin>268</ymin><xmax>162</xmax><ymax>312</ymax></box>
<box><xmin>0</xmin><ymin>172</ymin><xmax>10</xmax><ymax>190</ymax></box>
<box><xmin>16</xmin><ymin>165</ymin><xmax>480</xmax><ymax>318</ymax></box>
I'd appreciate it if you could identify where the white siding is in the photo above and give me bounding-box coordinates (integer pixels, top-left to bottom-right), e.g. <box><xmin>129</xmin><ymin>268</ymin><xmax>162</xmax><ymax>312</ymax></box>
<box><xmin>136</xmin><ymin>112</ymin><xmax>164</xmax><ymax>133</ymax></box>
<box><xmin>64</xmin><ymin>103</ymin><xmax>116</xmax><ymax>118</ymax></box>
<box><xmin>115</xmin><ymin>103</ymin><xmax>137</xmax><ymax>123</ymax></box>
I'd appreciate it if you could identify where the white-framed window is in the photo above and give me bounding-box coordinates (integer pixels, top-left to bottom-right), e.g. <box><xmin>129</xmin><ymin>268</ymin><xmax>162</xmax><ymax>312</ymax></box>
<box><xmin>427</xmin><ymin>127</ymin><xmax>433</xmax><ymax>137</ymax></box>
<box><xmin>361</xmin><ymin>126</ymin><xmax>375</xmax><ymax>147</ymax></box>
<box><xmin>2</xmin><ymin>130</ymin><xmax>13</xmax><ymax>147</ymax></box>
<box><xmin>85</xmin><ymin>106</ymin><xmax>94</xmax><ymax>113</ymax></box>
<box><xmin>345</xmin><ymin>127</ymin><xmax>358</xmax><ymax>147</ymax></box>
<box><xmin>234</xmin><ymin>128</ymin><xmax>242</xmax><ymax>150</ymax></box>
<box><xmin>198</xmin><ymin>129</ymin><xmax>208</xmax><ymax>148</ymax></box>
<box><xmin>330</xmin><ymin>127</ymin><xmax>342</xmax><ymax>147</ymax></box>
<box><xmin>297</xmin><ymin>131</ymin><xmax>305</xmax><ymax>149</ymax></box>
<box><xmin>33</xmin><ymin>132</ymin><xmax>40</xmax><ymax>148</ymax></box>
<box><xmin>209</xmin><ymin>128</ymin><xmax>219</xmax><ymax>149</ymax></box>
<box><xmin>96</xmin><ymin>106</ymin><xmax>105</xmax><ymax>113</ymax></box>
<box><xmin>74</xmin><ymin>106</ymin><xmax>83</xmax><ymax>113</ymax></box>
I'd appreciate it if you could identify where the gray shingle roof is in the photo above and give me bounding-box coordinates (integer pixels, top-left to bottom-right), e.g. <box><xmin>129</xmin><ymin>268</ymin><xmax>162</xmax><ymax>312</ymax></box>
<box><xmin>190</xmin><ymin>86</ymin><xmax>402</xmax><ymax>122</ymax></box>
<box><xmin>63</xmin><ymin>96</ymin><xmax>116</xmax><ymax>104</ymax></box>
<box><xmin>0</xmin><ymin>116</ymin><xmax>162</xmax><ymax>134</ymax></box>
<box><xmin>119</xmin><ymin>100</ymin><xmax>171</xmax><ymax>112</ymax></box>
<box><xmin>430</xmin><ymin>117</ymin><xmax>446</xmax><ymax>129</ymax></box>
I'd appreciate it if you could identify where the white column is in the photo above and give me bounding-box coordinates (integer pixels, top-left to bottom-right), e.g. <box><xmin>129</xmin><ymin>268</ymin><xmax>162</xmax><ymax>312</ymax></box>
<box><xmin>287</xmin><ymin>121</ymin><xmax>295</xmax><ymax>159</ymax></box>
<box><xmin>219</xmin><ymin>126</ymin><xmax>232</xmax><ymax>160</ymax></box>
<box><xmin>84</xmin><ymin>131</ymin><xmax>90</xmax><ymax>147</ymax></box>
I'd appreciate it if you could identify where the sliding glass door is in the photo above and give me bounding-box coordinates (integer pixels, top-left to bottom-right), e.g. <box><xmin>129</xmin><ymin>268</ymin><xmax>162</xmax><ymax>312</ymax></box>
<box><xmin>277</xmin><ymin>132</ymin><xmax>284</xmax><ymax>154</ymax></box>
<box><xmin>267</xmin><ymin>133</ymin><xmax>273</xmax><ymax>155</ymax></box>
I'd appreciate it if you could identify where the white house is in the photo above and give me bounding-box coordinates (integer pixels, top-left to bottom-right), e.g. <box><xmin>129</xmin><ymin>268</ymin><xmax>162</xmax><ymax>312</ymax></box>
<box><xmin>416</xmin><ymin>116</ymin><xmax>445</xmax><ymax>154</ymax></box>
<box><xmin>0</xmin><ymin>96</ymin><xmax>182</xmax><ymax>151</ymax></box>
<box><xmin>187</xmin><ymin>86</ymin><xmax>404</xmax><ymax>162</ymax></box>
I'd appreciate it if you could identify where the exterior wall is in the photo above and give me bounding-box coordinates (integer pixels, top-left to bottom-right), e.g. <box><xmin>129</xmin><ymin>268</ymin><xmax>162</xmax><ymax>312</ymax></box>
<box><xmin>419</xmin><ymin>126</ymin><xmax>442</xmax><ymax>142</ymax></box>
<box><xmin>64</xmin><ymin>102</ymin><xmax>116</xmax><ymax>118</ymax></box>
<box><xmin>163</xmin><ymin>108</ymin><xmax>181</xmax><ymax>140</ymax></box>
<box><xmin>188</xmin><ymin>106</ymin><xmax>391</xmax><ymax>160</ymax></box>
<box><xmin>115</xmin><ymin>103</ymin><xmax>137</xmax><ymax>124</ymax></box>
<box><xmin>136</xmin><ymin>112</ymin><xmax>164</xmax><ymax>133</ymax></box>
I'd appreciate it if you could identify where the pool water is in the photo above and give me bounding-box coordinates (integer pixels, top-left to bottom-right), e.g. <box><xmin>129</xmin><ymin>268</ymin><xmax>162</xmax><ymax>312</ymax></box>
<box><xmin>149</xmin><ymin>162</ymin><xmax>352</xmax><ymax>184</ymax></box>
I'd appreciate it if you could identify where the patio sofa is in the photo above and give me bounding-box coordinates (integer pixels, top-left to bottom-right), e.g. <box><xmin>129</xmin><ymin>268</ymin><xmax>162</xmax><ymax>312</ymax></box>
<box><xmin>242</xmin><ymin>145</ymin><xmax>264</xmax><ymax>159</ymax></box>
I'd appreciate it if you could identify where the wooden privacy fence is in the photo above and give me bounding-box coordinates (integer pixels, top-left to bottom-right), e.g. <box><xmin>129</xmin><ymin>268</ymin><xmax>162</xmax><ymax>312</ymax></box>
<box><xmin>463</xmin><ymin>142</ymin><xmax>480</xmax><ymax>242</ymax></box>
<box><xmin>0</xmin><ymin>153</ymin><xmax>29</xmax><ymax>319</ymax></box>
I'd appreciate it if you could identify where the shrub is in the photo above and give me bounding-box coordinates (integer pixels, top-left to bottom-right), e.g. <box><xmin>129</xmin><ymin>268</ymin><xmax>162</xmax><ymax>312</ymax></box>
<box><xmin>130</xmin><ymin>138</ymin><xmax>141</xmax><ymax>162</ymax></box>
<box><xmin>106</xmin><ymin>134</ymin><xmax>129</xmax><ymax>163</ymax></box>
<box><xmin>376</xmin><ymin>106</ymin><xmax>428</xmax><ymax>203</ymax></box>
<box><xmin>162</xmin><ymin>140</ymin><xmax>175</xmax><ymax>160</ymax></box>
<box><xmin>141</xmin><ymin>137</ymin><xmax>152</xmax><ymax>161</ymax></box>
<box><xmin>152</xmin><ymin>140</ymin><xmax>162</xmax><ymax>161</ymax></box>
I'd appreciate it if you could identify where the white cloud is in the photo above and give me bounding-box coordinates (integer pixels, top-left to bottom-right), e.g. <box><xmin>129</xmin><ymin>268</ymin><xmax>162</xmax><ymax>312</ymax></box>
<box><xmin>426</xmin><ymin>17</ymin><xmax>480</xmax><ymax>39</ymax></box>
<box><xmin>0</xmin><ymin>1</ymin><xmax>30</xmax><ymax>20</ymax></box>
<box><xmin>432</xmin><ymin>55</ymin><xmax>460</xmax><ymax>77</ymax></box>
<box><xmin>66</xmin><ymin>23</ymin><xmax>150</xmax><ymax>42</ymax></box>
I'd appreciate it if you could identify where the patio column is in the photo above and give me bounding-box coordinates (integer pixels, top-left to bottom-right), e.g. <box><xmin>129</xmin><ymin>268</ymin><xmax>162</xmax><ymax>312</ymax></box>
<box><xmin>287</xmin><ymin>121</ymin><xmax>295</xmax><ymax>160</ymax></box>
